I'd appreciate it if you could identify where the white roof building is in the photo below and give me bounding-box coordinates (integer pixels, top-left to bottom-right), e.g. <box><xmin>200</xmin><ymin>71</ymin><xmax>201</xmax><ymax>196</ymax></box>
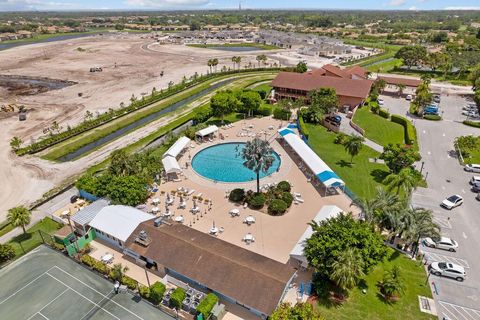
<box><xmin>89</xmin><ymin>205</ymin><xmax>153</xmax><ymax>244</ymax></box>
<box><xmin>162</xmin><ymin>156</ymin><xmax>182</xmax><ymax>174</ymax></box>
<box><xmin>196</xmin><ymin>125</ymin><xmax>219</xmax><ymax>137</ymax></box>
<box><xmin>163</xmin><ymin>136</ymin><xmax>190</xmax><ymax>159</ymax></box>
<box><xmin>289</xmin><ymin>205</ymin><xmax>343</xmax><ymax>266</ymax></box>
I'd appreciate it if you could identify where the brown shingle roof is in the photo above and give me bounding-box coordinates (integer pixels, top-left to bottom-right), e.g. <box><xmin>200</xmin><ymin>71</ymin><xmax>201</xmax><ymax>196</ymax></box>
<box><xmin>321</xmin><ymin>64</ymin><xmax>349</xmax><ymax>78</ymax></box>
<box><xmin>125</xmin><ymin>222</ymin><xmax>295</xmax><ymax>316</ymax></box>
<box><xmin>271</xmin><ymin>72</ymin><xmax>373</xmax><ymax>99</ymax></box>
<box><xmin>378</xmin><ymin>76</ymin><xmax>422</xmax><ymax>87</ymax></box>
<box><xmin>346</xmin><ymin>65</ymin><xmax>367</xmax><ymax>78</ymax></box>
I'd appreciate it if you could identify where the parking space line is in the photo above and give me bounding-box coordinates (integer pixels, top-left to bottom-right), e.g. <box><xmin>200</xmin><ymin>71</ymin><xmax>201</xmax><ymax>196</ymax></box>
<box><xmin>433</xmin><ymin>216</ymin><xmax>452</xmax><ymax>229</ymax></box>
<box><xmin>439</xmin><ymin>301</ymin><xmax>480</xmax><ymax>320</ymax></box>
<box><xmin>423</xmin><ymin>252</ymin><xmax>470</xmax><ymax>268</ymax></box>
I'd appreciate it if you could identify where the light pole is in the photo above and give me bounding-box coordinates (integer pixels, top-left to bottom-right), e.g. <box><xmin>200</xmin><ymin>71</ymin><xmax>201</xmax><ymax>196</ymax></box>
<box><xmin>420</xmin><ymin>161</ymin><xmax>425</xmax><ymax>174</ymax></box>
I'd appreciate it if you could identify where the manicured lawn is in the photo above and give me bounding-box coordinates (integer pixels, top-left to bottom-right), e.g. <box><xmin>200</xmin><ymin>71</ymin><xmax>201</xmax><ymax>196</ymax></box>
<box><xmin>460</xmin><ymin>136</ymin><xmax>480</xmax><ymax>165</ymax></box>
<box><xmin>315</xmin><ymin>248</ymin><xmax>434</xmax><ymax>320</ymax></box>
<box><xmin>8</xmin><ymin>218</ymin><xmax>63</xmax><ymax>257</ymax></box>
<box><xmin>251</xmin><ymin>83</ymin><xmax>272</xmax><ymax>92</ymax></box>
<box><xmin>353</xmin><ymin>106</ymin><xmax>405</xmax><ymax>147</ymax></box>
<box><xmin>306</xmin><ymin>124</ymin><xmax>390</xmax><ymax>200</ymax></box>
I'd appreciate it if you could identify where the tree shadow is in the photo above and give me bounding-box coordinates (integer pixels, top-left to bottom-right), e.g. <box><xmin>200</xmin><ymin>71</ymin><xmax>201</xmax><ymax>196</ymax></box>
<box><xmin>357</xmin><ymin>278</ymin><xmax>368</xmax><ymax>291</ymax></box>
<box><xmin>336</xmin><ymin>160</ymin><xmax>353</xmax><ymax>168</ymax></box>
<box><xmin>313</xmin><ymin>278</ymin><xmax>346</xmax><ymax>309</ymax></box>
<box><xmin>370</xmin><ymin>169</ymin><xmax>390</xmax><ymax>183</ymax></box>
<box><xmin>388</xmin><ymin>250</ymin><xmax>401</xmax><ymax>261</ymax></box>
<box><xmin>376</xmin><ymin>291</ymin><xmax>395</xmax><ymax>305</ymax></box>
<box><xmin>11</xmin><ymin>232</ymin><xmax>32</xmax><ymax>243</ymax></box>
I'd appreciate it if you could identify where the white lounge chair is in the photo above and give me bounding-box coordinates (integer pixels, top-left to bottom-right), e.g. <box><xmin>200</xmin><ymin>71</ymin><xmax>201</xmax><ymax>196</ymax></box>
<box><xmin>295</xmin><ymin>197</ymin><xmax>305</xmax><ymax>203</ymax></box>
<box><xmin>187</xmin><ymin>189</ymin><xmax>195</xmax><ymax>196</ymax></box>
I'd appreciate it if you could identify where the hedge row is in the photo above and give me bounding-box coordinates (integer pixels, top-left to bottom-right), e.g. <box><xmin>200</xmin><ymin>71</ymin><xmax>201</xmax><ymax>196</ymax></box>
<box><xmin>464</xmin><ymin>120</ymin><xmax>480</xmax><ymax>128</ymax></box>
<box><xmin>423</xmin><ymin>114</ymin><xmax>442</xmax><ymax>121</ymax></box>
<box><xmin>298</xmin><ymin>116</ymin><xmax>309</xmax><ymax>139</ymax></box>
<box><xmin>16</xmin><ymin>68</ymin><xmax>283</xmax><ymax>156</ymax></box>
<box><xmin>378</xmin><ymin>108</ymin><xmax>390</xmax><ymax>119</ymax></box>
<box><xmin>80</xmin><ymin>255</ymin><xmax>138</xmax><ymax>289</ymax></box>
<box><xmin>390</xmin><ymin>114</ymin><xmax>416</xmax><ymax>145</ymax></box>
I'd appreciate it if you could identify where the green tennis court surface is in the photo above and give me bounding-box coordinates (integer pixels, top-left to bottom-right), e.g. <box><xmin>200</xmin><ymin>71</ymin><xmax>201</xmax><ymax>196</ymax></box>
<box><xmin>0</xmin><ymin>246</ymin><xmax>174</xmax><ymax>320</ymax></box>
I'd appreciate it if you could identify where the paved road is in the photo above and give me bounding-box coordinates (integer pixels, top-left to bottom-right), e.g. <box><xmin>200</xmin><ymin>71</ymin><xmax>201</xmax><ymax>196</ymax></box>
<box><xmin>394</xmin><ymin>93</ymin><xmax>480</xmax><ymax>319</ymax></box>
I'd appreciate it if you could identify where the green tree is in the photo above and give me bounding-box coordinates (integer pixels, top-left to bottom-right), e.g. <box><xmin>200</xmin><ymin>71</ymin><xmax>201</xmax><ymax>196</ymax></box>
<box><xmin>378</xmin><ymin>266</ymin><xmax>405</xmax><ymax>301</ymax></box>
<box><xmin>210</xmin><ymin>91</ymin><xmax>239</xmax><ymax>123</ymax></box>
<box><xmin>0</xmin><ymin>243</ymin><xmax>16</xmax><ymax>263</ymax></box>
<box><xmin>149</xmin><ymin>281</ymin><xmax>166</xmax><ymax>304</ymax></box>
<box><xmin>295</xmin><ymin>61</ymin><xmax>308</xmax><ymax>73</ymax></box>
<box><xmin>106</xmin><ymin>175</ymin><xmax>149</xmax><ymax>207</ymax></box>
<box><xmin>270</xmin><ymin>303</ymin><xmax>324</xmax><ymax>320</ymax></box>
<box><xmin>414</xmin><ymin>82</ymin><xmax>433</xmax><ymax>112</ymax></box>
<box><xmin>343</xmin><ymin>135</ymin><xmax>364</xmax><ymax>164</ymax></box>
<box><xmin>306</xmin><ymin>87</ymin><xmax>338</xmax><ymax>122</ymax></box>
<box><xmin>212</xmin><ymin>58</ymin><xmax>219</xmax><ymax>72</ymax></box>
<box><xmin>394</xmin><ymin>45</ymin><xmax>427</xmax><ymax>69</ymax></box>
<box><xmin>239</xmin><ymin>90</ymin><xmax>262</xmax><ymax>117</ymax></box>
<box><xmin>372</xmin><ymin>78</ymin><xmax>387</xmax><ymax>93</ymax></box>
<box><xmin>380</xmin><ymin>143</ymin><xmax>421</xmax><ymax>174</ymax></box>
<box><xmin>10</xmin><ymin>136</ymin><xmax>23</xmax><ymax>151</ymax></box>
<box><xmin>396</xmin><ymin>83</ymin><xmax>406</xmax><ymax>96</ymax></box>
<box><xmin>384</xmin><ymin>168</ymin><xmax>421</xmax><ymax>195</ymax></box>
<box><xmin>110</xmin><ymin>263</ymin><xmax>129</xmax><ymax>282</ymax></box>
<box><xmin>331</xmin><ymin>248</ymin><xmax>365</xmax><ymax>293</ymax></box>
<box><xmin>207</xmin><ymin>59</ymin><xmax>214</xmax><ymax>73</ymax></box>
<box><xmin>7</xmin><ymin>206</ymin><xmax>31</xmax><ymax>234</ymax></box>
<box><xmin>304</xmin><ymin>213</ymin><xmax>387</xmax><ymax>279</ymax></box>
<box><xmin>402</xmin><ymin>208</ymin><xmax>440</xmax><ymax>253</ymax></box>
<box><xmin>240</xmin><ymin>138</ymin><xmax>275</xmax><ymax>193</ymax></box>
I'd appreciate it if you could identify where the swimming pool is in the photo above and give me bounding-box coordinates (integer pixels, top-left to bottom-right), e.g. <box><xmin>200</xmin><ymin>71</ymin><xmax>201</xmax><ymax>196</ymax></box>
<box><xmin>191</xmin><ymin>142</ymin><xmax>281</xmax><ymax>183</ymax></box>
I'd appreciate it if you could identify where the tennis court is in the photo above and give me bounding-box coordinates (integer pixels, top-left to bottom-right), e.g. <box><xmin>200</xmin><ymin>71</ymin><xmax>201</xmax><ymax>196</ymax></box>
<box><xmin>0</xmin><ymin>245</ymin><xmax>174</xmax><ymax>320</ymax></box>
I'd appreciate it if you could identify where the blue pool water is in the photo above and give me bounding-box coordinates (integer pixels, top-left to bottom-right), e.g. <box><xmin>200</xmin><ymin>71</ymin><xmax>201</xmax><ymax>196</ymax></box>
<box><xmin>191</xmin><ymin>142</ymin><xmax>281</xmax><ymax>183</ymax></box>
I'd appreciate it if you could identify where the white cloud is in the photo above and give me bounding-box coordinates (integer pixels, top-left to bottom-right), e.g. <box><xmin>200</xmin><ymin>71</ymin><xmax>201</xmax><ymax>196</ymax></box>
<box><xmin>409</xmin><ymin>6</ymin><xmax>417</xmax><ymax>10</ymax></box>
<box><xmin>389</xmin><ymin>0</ymin><xmax>406</xmax><ymax>6</ymax></box>
<box><xmin>124</xmin><ymin>0</ymin><xmax>210</xmax><ymax>7</ymax></box>
<box><xmin>444</xmin><ymin>6</ymin><xmax>480</xmax><ymax>10</ymax></box>
<box><xmin>0</xmin><ymin>0</ymin><xmax>84</xmax><ymax>10</ymax></box>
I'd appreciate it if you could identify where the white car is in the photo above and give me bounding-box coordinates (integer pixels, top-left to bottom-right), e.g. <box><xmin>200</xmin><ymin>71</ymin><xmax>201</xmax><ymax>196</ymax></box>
<box><xmin>406</xmin><ymin>94</ymin><xmax>413</xmax><ymax>101</ymax></box>
<box><xmin>423</xmin><ymin>237</ymin><xmax>458</xmax><ymax>252</ymax></box>
<box><xmin>462</xmin><ymin>110</ymin><xmax>477</xmax><ymax>117</ymax></box>
<box><xmin>441</xmin><ymin>195</ymin><xmax>463</xmax><ymax>210</ymax></box>
<box><xmin>464</xmin><ymin>164</ymin><xmax>480</xmax><ymax>173</ymax></box>
<box><xmin>429</xmin><ymin>262</ymin><xmax>466</xmax><ymax>282</ymax></box>
<box><xmin>470</xmin><ymin>176</ymin><xmax>480</xmax><ymax>185</ymax></box>
<box><xmin>378</xmin><ymin>98</ymin><xmax>384</xmax><ymax>105</ymax></box>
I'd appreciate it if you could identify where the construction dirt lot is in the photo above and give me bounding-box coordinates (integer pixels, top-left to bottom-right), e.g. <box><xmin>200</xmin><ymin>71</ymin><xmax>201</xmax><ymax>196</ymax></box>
<box><xmin>0</xmin><ymin>33</ymin><xmax>284</xmax><ymax>221</ymax></box>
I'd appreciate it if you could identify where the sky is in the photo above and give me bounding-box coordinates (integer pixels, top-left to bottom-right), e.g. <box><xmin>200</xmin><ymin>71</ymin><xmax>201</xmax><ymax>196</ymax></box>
<box><xmin>0</xmin><ymin>0</ymin><xmax>479</xmax><ymax>11</ymax></box>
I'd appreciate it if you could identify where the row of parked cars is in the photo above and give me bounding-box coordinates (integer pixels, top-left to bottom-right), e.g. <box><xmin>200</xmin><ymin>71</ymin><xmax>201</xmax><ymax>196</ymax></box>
<box><xmin>462</xmin><ymin>103</ymin><xmax>480</xmax><ymax>119</ymax></box>
<box><xmin>465</xmin><ymin>164</ymin><xmax>480</xmax><ymax>201</ymax></box>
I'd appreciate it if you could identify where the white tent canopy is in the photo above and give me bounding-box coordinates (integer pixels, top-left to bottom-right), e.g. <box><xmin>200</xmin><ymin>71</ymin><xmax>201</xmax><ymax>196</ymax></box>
<box><xmin>278</xmin><ymin>127</ymin><xmax>344</xmax><ymax>188</ymax></box>
<box><xmin>289</xmin><ymin>205</ymin><xmax>343</xmax><ymax>265</ymax></box>
<box><xmin>196</xmin><ymin>125</ymin><xmax>219</xmax><ymax>137</ymax></box>
<box><xmin>162</xmin><ymin>156</ymin><xmax>181</xmax><ymax>174</ymax></box>
<box><xmin>164</xmin><ymin>136</ymin><xmax>190</xmax><ymax>159</ymax></box>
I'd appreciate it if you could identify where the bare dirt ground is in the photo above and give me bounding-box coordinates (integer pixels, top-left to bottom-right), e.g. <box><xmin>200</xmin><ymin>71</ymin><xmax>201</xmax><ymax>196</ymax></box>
<box><xmin>0</xmin><ymin>34</ymin><xmax>283</xmax><ymax>220</ymax></box>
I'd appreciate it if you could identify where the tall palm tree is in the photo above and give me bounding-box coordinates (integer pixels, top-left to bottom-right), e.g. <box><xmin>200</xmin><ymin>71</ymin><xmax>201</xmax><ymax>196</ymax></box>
<box><xmin>344</xmin><ymin>135</ymin><xmax>364</xmax><ymax>164</ymax></box>
<box><xmin>207</xmin><ymin>59</ymin><xmax>213</xmax><ymax>73</ymax></box>
<box><xmin>354</xmin><ymin>197</ymin><xmax>380</xmax><ymax>224</ymax></box>
<box><xmin>231</xmin><ymin>56</ymin><xmax>237</xmax><ymax>70</ymax></box>
<box><xmin>331</xmin><ymin>248</ymin><xmax>365</xmax><ymax>293</ymax></box>
<box><xmin>212</xmin><ymin>58</ymin><xmax>219</xmax><ymax>72</ymax></box>
<box><xmin>384</xmin><ymin>168</ymin><xmax>420</xmax><ymax>196</ymax></box>
<box><xmin>396</xmin><ymin>84</ymin><xmax>406</xmax><ymax>96</ymax></box>
<box><xmin>240</xmin><ymin>138</ymin><xmax>275</xmax><ymax>193</ymax></box>
<box><xmin>7</xmin><ymin>206</ymin><xmax>31</xmax><ymax>234</ymax></box>
<box><xmin>402</xmin><ymin>207</ymin><xmax>440</xmax><ymax>255</ymax></box>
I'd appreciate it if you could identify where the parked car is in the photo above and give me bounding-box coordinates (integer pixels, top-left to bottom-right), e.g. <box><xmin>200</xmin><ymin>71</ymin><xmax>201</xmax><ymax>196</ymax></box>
<box><xmin>462</xmin><ymin>105</ymin><xmax>477</xmax><ymax>111</ymax></box>
<box><xmin>429</xmin><ymin>262</ymin><xmax>466</xmax><ymax>282</ymax></box>
<box><xmin>462</xmin><ymin>110</ymin><xmax>477</xmax><ymax>116</ymax></box>
<box><xmin>470</xmin><ymin>176</ymin><xmax>480</xmax><ymax>185</ymax></box>
<box><xmin>433</xmin><ymin>95</ymin><xmax>441</xmax><ymax>103</ymax></box>
<box><xmin>423</xmin><ymin>237</ymin><xmax>458</xmax><ymax>252</ymax></box>
<box><xmin>406</xmin><ymin>94</ymin><xmax>413</xmax><ymax>101</ymax></box>
<box><xmin>378</xmin><ymin>98</ymin><xmax>384</xmax><ymax>106</ymax></box>
<box><xmin>441</xmin><ymin>195</ymin><xmax>463</xmax><ymax>209</ymax></box>
<box><xmin>325</xmin><ymin>115</ymin><xmax>342</xmax><ymax>124</ymax></box>
<box><xmin>472</xmin><ymin>184</ymin><xmax>480</xmax><ymax>193</ymax></box>
<box><xmin>464</xmin><ymin>164</ymin><xmax>480</xmax><ymax>173</ymax></box>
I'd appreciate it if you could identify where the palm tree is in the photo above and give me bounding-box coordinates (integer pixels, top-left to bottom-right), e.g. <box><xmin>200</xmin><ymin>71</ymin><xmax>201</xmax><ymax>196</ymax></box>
<box><xmin>396</xmin><ymin>84</ymin><xmax>406</xmax><ymax>96</ymax></box>
<box><xmin>212</xmin><ymin>58</ymin><xmax>219</xmax><ymax>72</ymax></box>
<box><xmin>354</xmin><ymin>197</ymin><xmax>380</xmax><ymax>224</ymax></box>
<box><xmin>331</xmin><ymin>248</ymin><xmax>365</xmax><ymax>294</ymax></box>
<box><xmin>10</xmin><ymin>136</ymin><xmax>23</xmax><ymax>151</ymax></box>
<box><xmin>207</xmin><ymin>59</ymin><xmax>213</xmax><ymax>73</ymax></box>
<box><xmin>231</xmin><ymin>56</ymin><xmax>237</xmax><ymax>70</ymax></box>
<box><xmin>378</xmin><ymin>266</ymin><xmax>405</xmax><ymax>300</ymax></box>
<box><xmin>344</xmin><ymin>135</ymin><xmax>364</xmax><ymax>164</ymax></box>
<box><xmin>240</xmin><ymin>138</ymin><xmax>275</xmax><ymax>193</ymax></box>
<box><xmin>110</xmin><ymin>263</ymin><xmax>129</xmax><ymax>282</ymax></box>
<box><xmin>402</xmin><ymin>207</ymin><xmax>440</xmax><ymax>255</ymax></box>
<box><xmin>384</xmin><ymin>168</ymin><xmax>420</xmax><ymax>196</ymax></box>
<box><xmin>7</xmin><ymin>206</ymin><xmax>31</xmax><ymax>234</ymax></box>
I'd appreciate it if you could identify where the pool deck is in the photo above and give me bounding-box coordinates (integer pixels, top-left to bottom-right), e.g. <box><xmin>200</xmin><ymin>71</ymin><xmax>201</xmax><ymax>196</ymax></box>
<box><xmin>148</xmin><ymin>116</ymin><xmax>359</xmax><ymax>264</ymax></box>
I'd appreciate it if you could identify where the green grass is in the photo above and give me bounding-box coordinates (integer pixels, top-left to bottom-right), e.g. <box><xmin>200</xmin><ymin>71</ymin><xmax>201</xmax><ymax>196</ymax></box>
<box><xmin>0</xmin><ymin>30</ymin><xmax>102</xmax><ymax>45</ymax></box>
<box><xmin>306</xmin><ymin>124</ymin><xmax>390</xmax><ymax>200</ymax></box>
<box><xmin>8</xmin><ymin>218</ymin><xmax>62</xmax><ymax>257</ymax></box>
<box><xmin>353</xmin><ymin>106</ymin><xmax>405</xmax><ymax>147</ymax></box>
<box><xmin>367</xmin><ymin>58</ymin><xmax>403</xmax><ymax>73</ymax></box>
<box><xmin>461</xmin><ymin>136</ymin><xmax>480</xmax><ymax>165</ymax></box>
<box><xmin>315</xmin><ymin>247</ymin><xmax>434</xmax><ymax>320</ymax></box>
<box><xmin>186</xmin><ymin>43</ymin><xmax>279</xmax><ymax>50</ymax></box>
<box><xmin>341</xmin><ymin>39</ymin><xmax>401</xmax><ymax>68</ymax></box>
<box><xmin>251</xmin><ymin>83</ymin><xmax>272</xmax><ymax>92</ymax></box>
<box><xmin>0</xmin><ymin>220</ymin><xmax>14</xmax><ymax>237</ymax></box>
<box><xmin>41</xmin><ymin>72</ymin><xmax>276</xmax><ymax>161</ymax></box>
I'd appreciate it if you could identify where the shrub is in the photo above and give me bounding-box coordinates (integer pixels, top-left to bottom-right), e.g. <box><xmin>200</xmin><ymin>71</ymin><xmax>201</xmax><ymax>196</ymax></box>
<box><xmin>279</xmin><ymin>192</ymin><xmax>294</xmax><ymax>207</ymax></box>
<box><xmin>149</xmin><ymin>282</ymin><xmax>166</xmax><ymax>304</ymax></box>
<box><xmin>0</xmin><ymin>243</ymin><xmax>15</xmax><ymax>263</ymax></box>
<box><xmin>378</xmin><ymin>108</ymin><xmax>390</xmax><ymax>119</ymax></box>
<box><xmin>298</xmin><ymin>117</ymin><xmax>309</xmax><ymax>139</ymax></box>
<box><xmin>268</xmin><ymin>199</ymin><xmax>288</xmax><ymax>215</ymax></box>
<box><xmin>391</xmin><ymin>114</ymin><xmax>416</xmax><ymax>145</ymax></box>
<box><xmin>81</xmin><ymin>254</ymin><xmax>96</xmax><ymax>268</ymax></box>
<box><xmin>256</xmin><ymin>105</ymin><xmax>272</xmax><ymax>116</ymax></box>
<box><xmin>93</xmin><ymin>261</ymin><xmax>110</xmax><ymax>275</ymax></box>
<box><xmin>121</xmin><ymin>275</ymin><xmax>138</xmax><ymax>290</ymax></box>
<box><xmin>273</xmin><ymin>107</ymin><xmax>291</xmax><ymax>120</ymax></box>
<box><xmin>248</xmin><ymin>193</ymin><xmax>266</xmax><ymax>209</ymax></box>
<box><xmin>409</xmin><ymin>103</ymin><xmax>419</xmax><ymax>115</ymax></box>
<box><xmin>196</xmin><ymin>293</ymin><xmax>219</xmax><ymax>318</ymax></box>
<box><xmin>423</xmin><ymin>114</ymin><xmax>442</xmax><ymax>121</ymax></box>
<box><xmin>276</xmin><ymin>181</ymin><xmax>291</xmax><ymax>192</ymax></box>
<box><xmin>464</xmin><ymin>120</ymin><xmax>480</xmax><ymax>128</ymax></box>
<box><xmin>51</xmin><ymin>242</ymin><xmax>65</xmax><ymax>251</ymax></box>
<box><xmin>334</xmin><ymin>132</ymin><xmax>348</xmax><ymax>145</ymax></box>
<box><xmin>257</xmin><ymin>89</ymin><xmax>268</xmax><ymax>99</ymax></box>
<box><xmin>170</xmin><ymin>287</ymin><xmax>186</xmax><ymax>310</ymax></box>
<box><xmin>229</xmin><ymin>188</ymin><xmax>246</xmax><ymax>203</ymax></box>
<box><xmin>139</xmin><ymin>285</ymin><xmax>150</xmax><ymax>299</ymax></box>
<box><xmin>370</xmin><ymin>102</ymin><xmax>380</xmax><ymax>114</ymax></box>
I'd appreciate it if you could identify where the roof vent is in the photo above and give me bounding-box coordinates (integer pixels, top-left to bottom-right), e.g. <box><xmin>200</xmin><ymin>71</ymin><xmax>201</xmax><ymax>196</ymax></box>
<box><xmin>135</xmin><ymin>230</ymin><xmax>151</xmax><ymax>247</ymax></box>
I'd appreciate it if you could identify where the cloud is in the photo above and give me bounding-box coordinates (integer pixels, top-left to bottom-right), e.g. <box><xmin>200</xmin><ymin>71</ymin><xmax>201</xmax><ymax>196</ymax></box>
<box><xmin>409</xmin><ymin>6</ymin><xmax>417</xmax><ymax>10</ymax></box>
<box><xmin>388</xmin><ymin>0</ymin><xmax>406</xmax><ymax>6</ymax></box>
<box><xmin>0</xmin><ymin>0</ymin><xmax>84</xmax><ymax>10</ymax></box>
<box><xmin>124</xmin><ymin>0</ymin><xmax>210</xmax><ymax>7</ymax></box>
<box><xmin>444</xmin><ymin>6</ymin><xmax>480</xmax><ymax>10</ymax></box>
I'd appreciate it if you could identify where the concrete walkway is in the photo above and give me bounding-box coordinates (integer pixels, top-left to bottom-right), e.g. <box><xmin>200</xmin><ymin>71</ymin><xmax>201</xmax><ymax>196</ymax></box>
<box><xmin>338</xmin><ymin>114</ymin><xmax>384</xmax><ymax>153</ymax></box>
<box><xmin>0</xmin><ymin>187</ymin><xmax>77</xmax><ymax>244</ymax></box>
